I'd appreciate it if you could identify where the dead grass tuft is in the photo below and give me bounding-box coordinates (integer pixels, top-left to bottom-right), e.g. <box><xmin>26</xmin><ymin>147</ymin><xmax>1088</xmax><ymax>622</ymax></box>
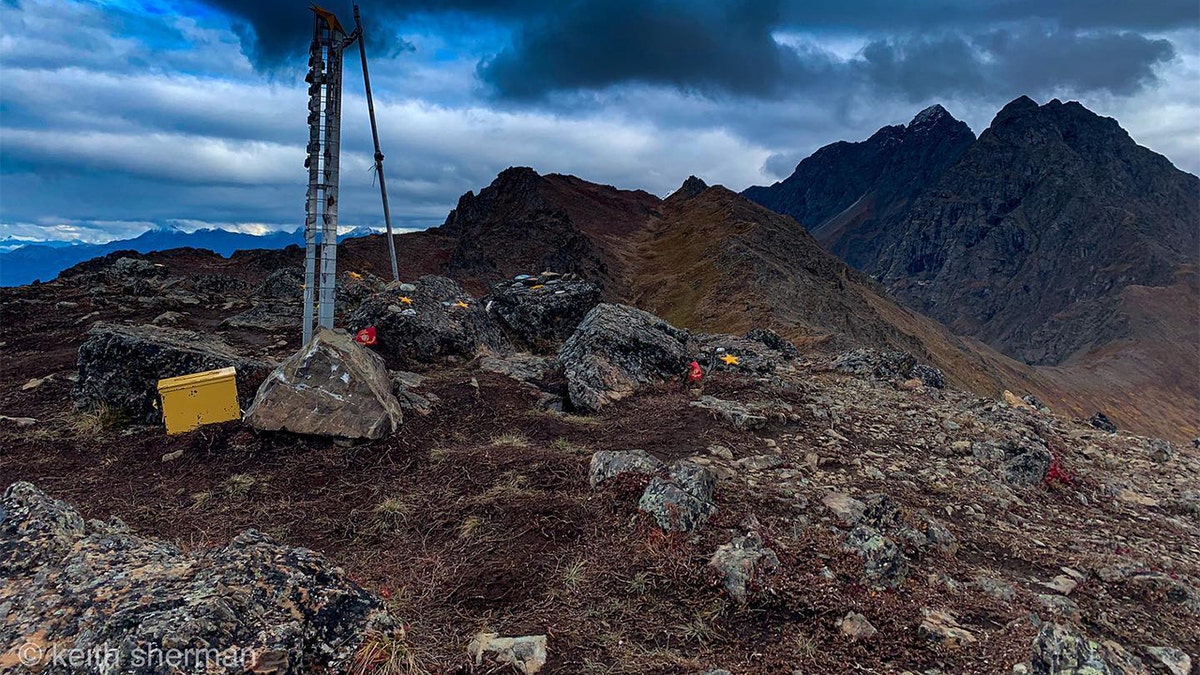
<box><xmin>490</xmin><ymin>432</ymin><xmax>530</xmax><ymax>448</ymax></box>
<box><xmin>349</xmin><ymin>628</ymin><xmax>427</xmax><ymax>675</ymax></box>
<box><xmin>219</xmin><ymin>473</ymin><xmax>258</xmax><ymax>499</ymax></box>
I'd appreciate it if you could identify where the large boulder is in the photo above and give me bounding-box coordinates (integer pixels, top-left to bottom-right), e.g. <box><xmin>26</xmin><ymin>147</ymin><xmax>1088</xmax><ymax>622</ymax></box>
<box><xmin>245</xmin><ymin>328</ymin><xmax>402</xmax><ymax>440</ymax></box>
<box><xmin>0</xmin><ymin>481</ymin><xmax>394</xmax><ymax>674</ymax></box>
<box><xmin>347</xmin><ymin>275</ymin><xmax>510</xmax><ymax>367</ymax></box>
<box><xmin>558</xmin><ymin>303</ymin><xmax>691</xmax><ymax>412</ymax></box>
<box><xmin>75</xmin><ymin>322</ymin><xmax>274</xmax><ymax>424</ymax></box>
<box><xmin>485</xmin><ymin>276</ymin><xmax>602</xmax><ymax>352</ymax></box>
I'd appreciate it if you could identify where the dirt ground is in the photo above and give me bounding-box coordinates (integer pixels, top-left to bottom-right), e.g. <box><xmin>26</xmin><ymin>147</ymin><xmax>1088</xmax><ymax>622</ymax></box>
<box><xmin>2</xmin><ymin>255</ymin><xmax>1197</xmax><ymax>674</ymax></box>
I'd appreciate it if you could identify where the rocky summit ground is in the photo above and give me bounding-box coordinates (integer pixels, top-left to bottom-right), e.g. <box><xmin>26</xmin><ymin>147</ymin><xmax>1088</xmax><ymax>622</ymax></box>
<box><xmin>1</xmin><ymin>254</ymin><xmax>1197</xmax><ymax>674</ymax></box>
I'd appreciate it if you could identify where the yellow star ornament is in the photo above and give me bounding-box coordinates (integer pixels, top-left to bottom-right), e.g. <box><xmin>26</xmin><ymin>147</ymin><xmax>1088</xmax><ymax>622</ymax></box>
<box><xmin>719</xmin><ymin>353</ymin><xmax>740</xmax><ymax>366</ymax></box>
<box><xmin>453</xmin><ymin>300</ymin><xmax>470</xmax><ymax>309</ymax></box>
<box><xmin>398</xmin><ymin>296</ymin><xmax>413</xmax><ymax>305</ymax></box>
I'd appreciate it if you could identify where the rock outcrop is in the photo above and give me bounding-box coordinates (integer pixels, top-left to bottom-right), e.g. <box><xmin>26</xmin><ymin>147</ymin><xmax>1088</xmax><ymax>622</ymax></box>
<box><xmin>0</xmin><ymin>482</ymin><xmax>392</xmax><ymax>674</ymax></box>
<box><xmin>244</xmin><ymin>328</ymin><xmax>403</xmax><ymax>440</ymax></box>
<box><xmin>347</xmin><ymin>275</ymin><xmax>510</xmax><ymax>367</ymax></box>
<box><xmin>558</xmin><ymin>303</ymin><xmax>691</xmax><ymax>412</ymax></box>
<box><xmin>486</xmin><ymin>275</ymin><xmax>602</xmax><ymax>352</ymax></box>
<box><xmin>74</xmin><ymin>322</ymin><xmax>274</xmax><ymax>423</ymax></box>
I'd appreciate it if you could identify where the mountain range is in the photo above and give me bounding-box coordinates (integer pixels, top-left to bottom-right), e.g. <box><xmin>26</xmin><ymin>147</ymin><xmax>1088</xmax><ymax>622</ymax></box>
<box><xmin>0</xmin><ymin>226</ymin><xmax>382</xmax><ymax>287</ymax></box>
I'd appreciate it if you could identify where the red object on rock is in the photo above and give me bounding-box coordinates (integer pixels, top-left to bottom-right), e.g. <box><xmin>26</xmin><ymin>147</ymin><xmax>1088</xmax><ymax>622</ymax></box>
<box><xmin>355</xmin><ymin>326</ymin><xmax>378</xmax><ymax>346</ymax></box>
<box><xmin>687</xmin><ymin>360</ymin><xmax>704</xmax><ymax>383</ymax></box>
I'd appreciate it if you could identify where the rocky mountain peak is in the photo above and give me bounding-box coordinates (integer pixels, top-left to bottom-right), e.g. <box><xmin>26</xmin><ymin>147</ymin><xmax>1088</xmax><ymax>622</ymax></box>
<box><xmin>992</xmin><ymin>94</ymin><xmax>1041</xmax><ymax>123</ymax></box>
<box><xmin>907</xmin><ymin>103</ymin><xmax>953</xmax><ymax>129</ymax></box>
<box><xmin>669</xmin><ymin>175</ymin><xmax>709</xmax><ymax>201</ymax></box>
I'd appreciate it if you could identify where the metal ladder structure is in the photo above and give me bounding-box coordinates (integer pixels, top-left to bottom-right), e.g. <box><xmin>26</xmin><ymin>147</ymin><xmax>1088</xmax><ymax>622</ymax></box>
<box><xmin>302</xmin><ymin>6</ymin><xmax>347</xmax><ymax>344</ymax></box>
<box><xmin>301</xmin><ymin>4</ymin><xmax>400</xmax><ymax>345</ymax></box>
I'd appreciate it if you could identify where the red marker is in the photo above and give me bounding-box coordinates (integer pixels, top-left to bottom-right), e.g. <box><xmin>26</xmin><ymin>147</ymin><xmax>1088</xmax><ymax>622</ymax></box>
<box><xmin>355</xmin><ymin>326</ymin><xmax>378</xmax><ymax>346</ymax></box>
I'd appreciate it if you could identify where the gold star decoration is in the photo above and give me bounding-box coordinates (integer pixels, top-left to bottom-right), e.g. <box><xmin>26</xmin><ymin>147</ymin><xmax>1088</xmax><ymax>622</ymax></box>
<box><xmin>398</xmin><ymin>296</ymin><xmax>413</xmax><ymax>305</ymax></box>
<box><xmin>719</xmin><ymin>353</ymin><xmax>740</xmax><ymax>366</ymax></box>
<box><xmin>530</xmin><ymin>284</ymin><xmax>545</xmax><ymax>290</ymax></box>
<box><xmin>453</xmin><ymin>300</ymin><xmax>470</xmax><ymax>309</ymax></box>
<box><xmin>347</xmin><ymin>271</ymin><xmax>363</xmax><ymax>281</ymax></box>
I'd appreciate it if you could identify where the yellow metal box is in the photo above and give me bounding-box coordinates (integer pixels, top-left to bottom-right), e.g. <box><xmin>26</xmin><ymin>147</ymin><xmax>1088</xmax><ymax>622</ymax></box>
<box><xmin>157</xmin><ymin>366</ymin><xmax>240</xmax><ymax>435</ymax></box>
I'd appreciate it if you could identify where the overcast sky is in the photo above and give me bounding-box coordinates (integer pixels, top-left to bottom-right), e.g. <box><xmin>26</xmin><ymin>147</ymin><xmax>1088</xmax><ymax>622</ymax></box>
<box><xmin>1</xmin><ymin>0</ymin><xmax>1197</xmax><ymax>244</ymax></box>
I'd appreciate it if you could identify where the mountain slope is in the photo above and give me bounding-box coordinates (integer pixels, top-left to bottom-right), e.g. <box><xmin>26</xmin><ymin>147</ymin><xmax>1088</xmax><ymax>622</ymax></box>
<box><xmin>743</xmin><ymin>104</ymin><xmax>975</xmax><ymax>270</ymax></box>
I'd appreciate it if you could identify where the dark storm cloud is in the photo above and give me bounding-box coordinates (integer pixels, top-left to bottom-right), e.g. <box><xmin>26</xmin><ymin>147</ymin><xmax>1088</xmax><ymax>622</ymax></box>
<box><xmin>478</xmin><ymin>0</ymin><xmax>827</xmax><ymax>98</ymax></box>
<box><xmin>860</xmin><ymin>29</ymin><xmax>1176</xmax><ymax>101</ymax></box>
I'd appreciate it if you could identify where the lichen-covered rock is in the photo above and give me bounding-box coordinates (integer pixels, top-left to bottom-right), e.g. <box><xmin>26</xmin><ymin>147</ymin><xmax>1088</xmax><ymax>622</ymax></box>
<box><xmin>708</xmin><ymin>533</ymin><xmax>779</xmax><ymax>603</ymax></box>
<box><xmin>1030</xmin><ymin>622</ymin><xmax>1147</xmax><ymax>675</ymax></box>
<box><xmin>589</xmin><ymin>449</ymin><xmax>663</xmax><ymax>489</ymax></box>
<box><xmin>486</xmin><ymin>277</ymin><xmax>602</xmax><ymax>352</ymax></box>
<box><xmin>558</xmin><ymin>303</ymin><xmax>691</xmax><ymax>412</ymax></box>
<box><xmin>74</xmin><ymin>322</ymin><xmax>274</xmax><ymax>424</ymax></box>
<box><xmin>0</xmin><ymin>482</ymin><xmax>392</xmax><ymax>674</ymax></box>
<box><xmin>833</xmin><ymin>348</ymin><xmax>917</xmax><ymax>380</ymax></box>
<box><xmin>638</xmin><ymin>460</ymin><xmax>717</xmax><ymax>532</ymax></box>
<box><xmin>1002</xmin><ymin>438</ymin><xmax>1054</xmax><ymax>485</ymax></box>
<box><xmin>844</xmin><ymin>525</ymin><xmax>908</xmax><ymax>589</ymax></box>
<box><xmin>831</xmin><ymin>348</ymin><xmax>947</xmax><ymax>389</ymax></box>
<box><xmin>244</xmin><ymin>328</ymin><xmax>403</xmax><ymax>440</ymax></box>
<box><xmin>348</xmin><ymin>275</ymin><xmax>510</xmax><ymax>367</ymax></box>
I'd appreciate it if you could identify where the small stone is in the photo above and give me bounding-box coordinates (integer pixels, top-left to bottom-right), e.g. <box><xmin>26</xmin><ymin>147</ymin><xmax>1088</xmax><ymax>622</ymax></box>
<box><xmin>708</xmin><ymin>445</ymin><xmax>734</xmax><ymax>460</ymax></box>
<box><xmin>1143</xmin><ymin>646</ymin><xmax>1191</xmax><ymax>675</ymax></box>
<box><xmin>918</xmin><ymin>609</ymin><xmax>977</xmax><ymax>649</ymax></box>
<box><xmin>22</xmin><ymin>376</ymin><xmax>51</xmax><ymax>390</ymax></box>
<box><xmin>736</xmin><ymin>454</ymin><xmax>785</xmax><ymax>471</ymax></box>
<box><xmin>822</xmin><ymin>492</ymin><xmax>866</xmax><ymax>526</ymax></box>
<box><xmin>1003</xmin><ymin>390</ymin><xmax>1032</xmax><ymax>409</ymax></box>
<box><xmin>839</xmin><ymin>612</ymin><xmax>878</xmax><ymax>641</ymax></box>
<box><xmin>161</xmin><ymin>449</ymin><xmax>184</xmax><ymax>462</ymax></box>
<box><xmin>589</xmin><ymin>450</ymin><xmax>663</xmax><ymax>489</ymax></box>
<box><xmin>708</xmin><ymin>533</ymin><xmax>779</xmax><ymax>603</ymax></box>
<box><xmin>1040</xmin><ymin>575</ymin><xmax>1078</xmax><ymax>595</ymax></box>
<box><xmin>1089</xmin><ymin>411</ymin><xmax>1117</xmax><ymax>433</ymax></box>
<box><xmin>468</xmin><ymin>633</ymin><xmax>547</xmax><ymax>674</ymax></box>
